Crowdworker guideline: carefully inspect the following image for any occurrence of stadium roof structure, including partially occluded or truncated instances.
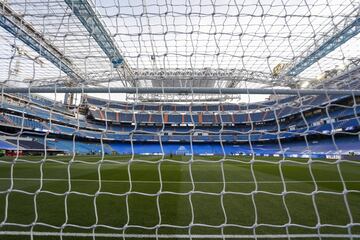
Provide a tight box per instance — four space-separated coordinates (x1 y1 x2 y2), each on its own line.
0 0 360 101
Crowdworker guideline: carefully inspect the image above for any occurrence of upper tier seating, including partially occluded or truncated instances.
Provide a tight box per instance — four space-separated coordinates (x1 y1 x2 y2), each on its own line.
85 95 350 113
11 93 72 115
85 95 302 112
88 105 360 126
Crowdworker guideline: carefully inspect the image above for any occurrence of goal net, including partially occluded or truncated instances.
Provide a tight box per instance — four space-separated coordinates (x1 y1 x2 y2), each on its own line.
0 0 360 239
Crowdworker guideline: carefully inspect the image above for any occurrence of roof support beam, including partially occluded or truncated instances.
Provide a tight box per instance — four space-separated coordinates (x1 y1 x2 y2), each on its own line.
133 68 279 86
65 0 135 86
285 13 360 77
22 68 303 88
65 0 123 67
64 0 123 68
1 87 359 95
0 1 84 83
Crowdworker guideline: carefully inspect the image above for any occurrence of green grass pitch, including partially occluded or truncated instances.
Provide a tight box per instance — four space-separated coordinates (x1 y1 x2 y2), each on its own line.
0 154 359 239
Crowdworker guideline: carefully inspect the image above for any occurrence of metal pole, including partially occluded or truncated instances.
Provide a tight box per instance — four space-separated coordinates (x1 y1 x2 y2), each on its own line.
1 87 360 95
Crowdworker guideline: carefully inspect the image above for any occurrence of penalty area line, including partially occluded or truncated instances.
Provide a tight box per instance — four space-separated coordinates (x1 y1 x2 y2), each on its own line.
0 177 359 184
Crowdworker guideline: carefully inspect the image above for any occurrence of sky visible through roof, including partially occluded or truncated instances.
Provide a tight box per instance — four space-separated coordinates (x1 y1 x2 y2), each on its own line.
0 0 359 103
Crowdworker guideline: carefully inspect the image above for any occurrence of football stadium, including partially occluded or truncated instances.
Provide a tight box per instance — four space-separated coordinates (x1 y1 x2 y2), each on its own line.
0 0 360 239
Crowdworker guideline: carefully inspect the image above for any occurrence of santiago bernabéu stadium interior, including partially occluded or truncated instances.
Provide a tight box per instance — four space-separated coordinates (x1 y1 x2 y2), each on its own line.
0 0 360 239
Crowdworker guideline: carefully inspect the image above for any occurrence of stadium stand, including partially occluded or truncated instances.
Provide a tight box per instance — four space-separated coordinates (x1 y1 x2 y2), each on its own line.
6 139 45 150
0 93 359 157
0 1 359 238
0 140 17 151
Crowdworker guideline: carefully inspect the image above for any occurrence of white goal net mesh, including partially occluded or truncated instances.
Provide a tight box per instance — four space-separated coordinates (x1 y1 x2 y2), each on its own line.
0 0 359 239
